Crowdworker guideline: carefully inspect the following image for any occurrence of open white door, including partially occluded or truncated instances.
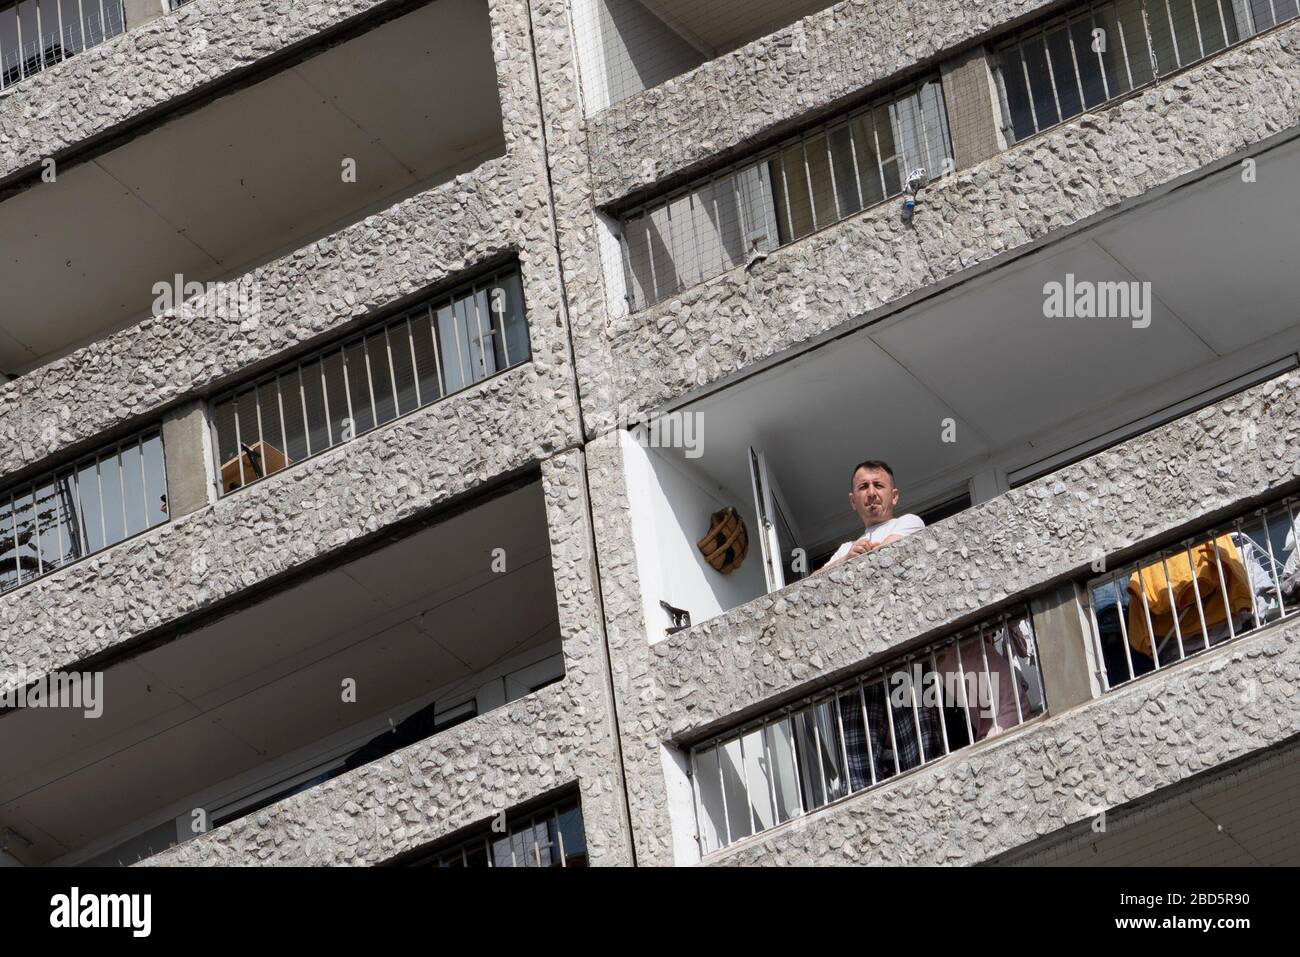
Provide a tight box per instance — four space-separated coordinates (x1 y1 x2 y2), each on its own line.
748 447 804 593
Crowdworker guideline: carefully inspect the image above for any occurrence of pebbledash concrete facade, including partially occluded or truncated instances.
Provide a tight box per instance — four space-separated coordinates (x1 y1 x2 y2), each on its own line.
0 0 1296 867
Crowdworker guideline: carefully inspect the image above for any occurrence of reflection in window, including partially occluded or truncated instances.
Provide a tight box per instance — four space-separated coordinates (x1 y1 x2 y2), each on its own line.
0 429 167 597
211 265 530 495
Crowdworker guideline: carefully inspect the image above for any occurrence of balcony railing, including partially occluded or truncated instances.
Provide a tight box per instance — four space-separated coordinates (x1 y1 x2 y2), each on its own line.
618 76 952 312
0 427 167 598
690 608 1046 854
1086 493 1300 690
408 792 588 867
210 265 530 496
993 0 1300 143
0 0 125 93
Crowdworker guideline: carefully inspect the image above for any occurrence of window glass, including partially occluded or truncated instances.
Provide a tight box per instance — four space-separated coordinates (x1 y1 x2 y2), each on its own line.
300 358 331 455
76 459 104 554
694 745 725 852
719 736 753 841
556 803 587 866
386 322 419 416
343 341 375 436
99 452 126 546
1071 15 1109 108
764 717 802 824
740 726 775 832
409 308 443 404
141 432 168 528
803 133 837 229
1046 24 1084 121
119 440 148 537
852 111 888 205
279 371 310 465
366 331 398 427
827 124 862 217
0 496 18 592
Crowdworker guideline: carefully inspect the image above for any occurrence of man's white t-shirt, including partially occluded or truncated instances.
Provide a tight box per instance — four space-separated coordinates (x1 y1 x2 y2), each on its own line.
828 513 925 564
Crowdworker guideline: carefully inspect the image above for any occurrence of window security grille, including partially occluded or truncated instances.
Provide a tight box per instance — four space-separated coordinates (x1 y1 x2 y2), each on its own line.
690 608 1046 854
619 78 952 312
0 0 126 92
994 0 1300 143
0 429 168 597
420 794 588 867
1087 494 1300 690
210 266 529 496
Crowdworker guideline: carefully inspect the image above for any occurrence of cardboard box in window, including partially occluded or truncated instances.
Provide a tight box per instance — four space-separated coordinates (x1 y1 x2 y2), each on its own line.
220 441 289 493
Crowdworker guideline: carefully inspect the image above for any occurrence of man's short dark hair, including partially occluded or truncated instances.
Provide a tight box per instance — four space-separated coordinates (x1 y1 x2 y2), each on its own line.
850 460 896 487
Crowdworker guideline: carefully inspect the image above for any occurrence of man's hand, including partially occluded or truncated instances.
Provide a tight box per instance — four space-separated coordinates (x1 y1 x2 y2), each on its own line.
846 539 878 559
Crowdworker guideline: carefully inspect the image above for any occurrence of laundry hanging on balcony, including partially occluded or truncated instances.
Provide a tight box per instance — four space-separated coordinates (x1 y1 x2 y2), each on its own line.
1125 535 1255 658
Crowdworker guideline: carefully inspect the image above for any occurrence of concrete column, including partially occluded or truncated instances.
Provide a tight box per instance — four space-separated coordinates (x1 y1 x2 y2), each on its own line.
161 400 216 520
1030 582 1102 714
940 45 1007 171
123 0 169 31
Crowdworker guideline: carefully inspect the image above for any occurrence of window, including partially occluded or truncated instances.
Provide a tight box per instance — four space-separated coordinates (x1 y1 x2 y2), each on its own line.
0 0 126 91
691 608 1045 853
994 0 1300 143
0 429 167 597
211 265 530 496
407 793 588 868
1086 493 1300 690
619 78 952 311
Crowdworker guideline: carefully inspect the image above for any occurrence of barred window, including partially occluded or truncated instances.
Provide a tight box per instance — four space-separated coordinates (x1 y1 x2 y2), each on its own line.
995 0 1300 143
211 265 529 496
409 793 588 868
691 608 1046 854
1087 495 1300 690
0 429 168 596
619 78 952 312
0 0 126 91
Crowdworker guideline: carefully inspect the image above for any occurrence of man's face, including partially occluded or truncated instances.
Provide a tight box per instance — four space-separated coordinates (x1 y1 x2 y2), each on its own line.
849 467 899 527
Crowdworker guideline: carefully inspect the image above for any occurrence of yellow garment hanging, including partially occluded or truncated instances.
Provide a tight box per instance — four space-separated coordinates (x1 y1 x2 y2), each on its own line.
1126 535 1255 658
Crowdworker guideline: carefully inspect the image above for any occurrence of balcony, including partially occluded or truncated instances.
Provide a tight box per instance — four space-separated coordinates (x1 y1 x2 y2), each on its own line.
0 475 565 866
601 362 1300 862
0 0 505 380
570 0 837 114
618 135 1300 638
209 263 530 497
395 788 589 866
690 607 1047 853
0 0 124 93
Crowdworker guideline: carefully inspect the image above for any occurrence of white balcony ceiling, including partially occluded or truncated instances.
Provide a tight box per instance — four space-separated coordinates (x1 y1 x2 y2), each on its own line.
667 133 1300 553
0 0 504 376
637 0 835 55
0 479 558 866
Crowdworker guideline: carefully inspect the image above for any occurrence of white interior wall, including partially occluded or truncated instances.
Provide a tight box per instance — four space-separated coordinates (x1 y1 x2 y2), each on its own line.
572 0 706 115
622 432 766 640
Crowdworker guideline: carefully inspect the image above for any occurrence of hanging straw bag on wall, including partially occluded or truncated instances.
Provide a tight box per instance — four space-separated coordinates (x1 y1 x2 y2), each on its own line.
696 507 748 575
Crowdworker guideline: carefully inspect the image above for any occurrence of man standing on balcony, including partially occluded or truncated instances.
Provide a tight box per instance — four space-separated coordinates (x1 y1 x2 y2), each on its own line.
819 460 925 571
818 460 938 780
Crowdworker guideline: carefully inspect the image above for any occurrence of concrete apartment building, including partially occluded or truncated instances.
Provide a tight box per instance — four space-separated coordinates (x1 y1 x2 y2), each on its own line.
0 0 1297 867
